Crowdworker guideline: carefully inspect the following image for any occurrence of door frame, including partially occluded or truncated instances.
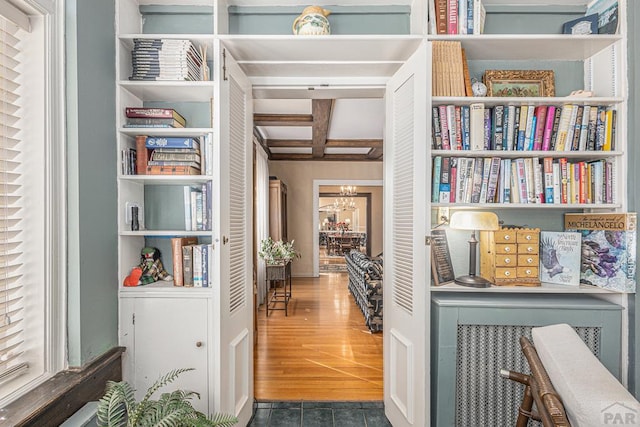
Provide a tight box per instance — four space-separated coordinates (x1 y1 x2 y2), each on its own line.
312 179 383 277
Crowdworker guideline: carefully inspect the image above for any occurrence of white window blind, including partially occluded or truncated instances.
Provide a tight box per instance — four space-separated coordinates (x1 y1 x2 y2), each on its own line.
0 13 27 385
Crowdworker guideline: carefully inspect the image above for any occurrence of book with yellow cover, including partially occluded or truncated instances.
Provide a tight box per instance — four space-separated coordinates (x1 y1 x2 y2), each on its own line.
564 212 636 292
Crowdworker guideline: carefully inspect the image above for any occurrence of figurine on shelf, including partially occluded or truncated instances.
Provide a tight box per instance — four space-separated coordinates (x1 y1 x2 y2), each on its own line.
123 247 173 287
292 6 331 35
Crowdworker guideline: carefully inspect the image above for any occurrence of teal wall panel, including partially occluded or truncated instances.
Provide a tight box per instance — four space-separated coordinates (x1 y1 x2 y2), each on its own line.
66 0 118 367
228 6 410 35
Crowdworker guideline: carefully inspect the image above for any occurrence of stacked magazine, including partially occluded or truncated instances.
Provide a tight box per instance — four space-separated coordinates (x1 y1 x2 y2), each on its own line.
130 38 205 81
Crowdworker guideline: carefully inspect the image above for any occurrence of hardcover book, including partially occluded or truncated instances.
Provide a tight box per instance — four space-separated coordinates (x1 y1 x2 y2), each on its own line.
539 231 582 286
145 136 200 149
125 107 186 126
564 212 636 292
171 237 198 286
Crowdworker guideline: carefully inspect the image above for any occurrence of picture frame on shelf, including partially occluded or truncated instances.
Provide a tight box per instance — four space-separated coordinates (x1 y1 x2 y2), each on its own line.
483 70 555 97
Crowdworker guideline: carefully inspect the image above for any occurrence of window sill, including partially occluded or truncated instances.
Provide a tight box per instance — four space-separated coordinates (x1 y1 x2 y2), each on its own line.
2 347 125 427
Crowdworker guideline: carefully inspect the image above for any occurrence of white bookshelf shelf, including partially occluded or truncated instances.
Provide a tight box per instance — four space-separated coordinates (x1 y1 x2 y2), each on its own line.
431 282 624 294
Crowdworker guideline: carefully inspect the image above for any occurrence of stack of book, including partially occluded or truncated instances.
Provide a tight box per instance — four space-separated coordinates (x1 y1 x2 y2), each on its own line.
130 38 205 81
429 0 486 35
144 136 202 175
171 237 213 287
125 107 186 128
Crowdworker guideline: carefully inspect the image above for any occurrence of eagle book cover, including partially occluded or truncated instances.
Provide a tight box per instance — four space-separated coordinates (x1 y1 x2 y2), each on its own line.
564 213 636 292
540 231 582 286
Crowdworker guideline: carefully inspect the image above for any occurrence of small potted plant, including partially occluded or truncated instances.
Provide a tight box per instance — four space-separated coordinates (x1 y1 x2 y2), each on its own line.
258 237 300 266
96 368 237 427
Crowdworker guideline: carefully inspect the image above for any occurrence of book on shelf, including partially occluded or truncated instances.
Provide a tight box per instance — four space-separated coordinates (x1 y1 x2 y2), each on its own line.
121 147 137 175
182 244 195 287
125 107 187 126
124 117 185 128
430 229 455 286
146 165 201 175
539 231 582 286
171 236 198 286
150 150 201 163
586 0 618 34
564 212 636 292
135 135 150 176
146 136 200 150
130 38 204 81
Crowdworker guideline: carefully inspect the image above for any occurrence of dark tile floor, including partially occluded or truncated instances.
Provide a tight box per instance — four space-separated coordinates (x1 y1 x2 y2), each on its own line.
247 401 392 427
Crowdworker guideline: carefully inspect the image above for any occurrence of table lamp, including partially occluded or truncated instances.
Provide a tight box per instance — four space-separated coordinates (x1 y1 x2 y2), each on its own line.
449 211 499 288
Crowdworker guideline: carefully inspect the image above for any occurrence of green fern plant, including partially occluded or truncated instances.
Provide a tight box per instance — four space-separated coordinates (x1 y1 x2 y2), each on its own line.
96 368 238 427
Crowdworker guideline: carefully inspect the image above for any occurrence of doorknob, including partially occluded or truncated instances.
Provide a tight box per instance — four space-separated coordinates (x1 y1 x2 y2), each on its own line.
196 341 203 348
223 236 229 244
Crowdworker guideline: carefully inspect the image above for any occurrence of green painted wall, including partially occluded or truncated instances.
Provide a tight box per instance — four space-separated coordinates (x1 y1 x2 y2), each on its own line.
66 0 118 367
628 1 639 397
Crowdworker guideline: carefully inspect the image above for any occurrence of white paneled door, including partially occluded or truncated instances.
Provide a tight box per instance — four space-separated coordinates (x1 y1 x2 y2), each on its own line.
383 42 430 427
216 42 254 426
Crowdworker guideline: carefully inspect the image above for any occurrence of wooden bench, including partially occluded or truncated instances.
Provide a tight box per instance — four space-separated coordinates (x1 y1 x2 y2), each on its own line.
502 324 639 427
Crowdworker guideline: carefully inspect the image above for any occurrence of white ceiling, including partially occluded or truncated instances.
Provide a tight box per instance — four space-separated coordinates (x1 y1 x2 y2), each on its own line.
254 98 384 156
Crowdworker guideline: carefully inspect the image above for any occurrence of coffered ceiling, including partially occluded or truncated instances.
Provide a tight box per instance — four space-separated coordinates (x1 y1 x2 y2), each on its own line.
253 98 384 161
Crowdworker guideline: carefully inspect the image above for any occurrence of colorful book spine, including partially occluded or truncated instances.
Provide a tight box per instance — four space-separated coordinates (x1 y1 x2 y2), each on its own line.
541 105 556 151
432 107 442 149
532 105 547 151
543 157 554 203
449 158 458 202
492 105 504 150
438 105 450 149
432 156 442 203
439 157 451 202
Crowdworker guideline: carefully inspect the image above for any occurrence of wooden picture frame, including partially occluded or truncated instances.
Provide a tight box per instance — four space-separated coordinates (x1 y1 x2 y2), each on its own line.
483 70 555 97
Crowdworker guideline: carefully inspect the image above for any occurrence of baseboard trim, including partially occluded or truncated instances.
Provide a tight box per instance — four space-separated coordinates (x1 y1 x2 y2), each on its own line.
3 346 125 427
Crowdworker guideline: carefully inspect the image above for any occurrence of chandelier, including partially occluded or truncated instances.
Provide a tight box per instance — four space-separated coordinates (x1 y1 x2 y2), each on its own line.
334 197 356 211
340 185 357 197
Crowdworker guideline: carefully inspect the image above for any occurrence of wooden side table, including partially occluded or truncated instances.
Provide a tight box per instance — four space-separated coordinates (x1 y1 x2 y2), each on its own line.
266 262 292 316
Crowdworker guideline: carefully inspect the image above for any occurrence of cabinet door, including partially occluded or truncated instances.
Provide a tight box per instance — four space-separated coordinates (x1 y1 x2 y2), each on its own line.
217 42 254 426
383 41 430 427
133 298 209 414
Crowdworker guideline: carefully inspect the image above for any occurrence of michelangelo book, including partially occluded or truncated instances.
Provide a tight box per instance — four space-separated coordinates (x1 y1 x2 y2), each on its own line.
564 213 636 292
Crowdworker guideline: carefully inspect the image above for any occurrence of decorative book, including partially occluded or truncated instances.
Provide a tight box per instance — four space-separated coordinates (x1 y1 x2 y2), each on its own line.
564 213 636 292
539 231 582 286
430 229 455 286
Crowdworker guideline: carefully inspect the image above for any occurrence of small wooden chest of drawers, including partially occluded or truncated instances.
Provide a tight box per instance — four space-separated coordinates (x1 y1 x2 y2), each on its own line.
480 227 541 286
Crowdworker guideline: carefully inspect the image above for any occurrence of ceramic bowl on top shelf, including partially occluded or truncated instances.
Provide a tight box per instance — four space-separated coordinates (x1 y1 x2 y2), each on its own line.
292 6 331 35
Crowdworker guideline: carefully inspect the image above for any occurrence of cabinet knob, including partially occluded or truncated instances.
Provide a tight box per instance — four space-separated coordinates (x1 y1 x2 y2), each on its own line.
525 269 532 275
505 258 511 264
526 246 533 252
527 257 533 263
196 341 203 348
504 247 511 252
504 271 511 276
504 235 510 240
525 235 532 240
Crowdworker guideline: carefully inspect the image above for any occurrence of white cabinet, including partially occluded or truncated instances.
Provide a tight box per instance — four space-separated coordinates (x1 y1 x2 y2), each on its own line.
120 294 211 414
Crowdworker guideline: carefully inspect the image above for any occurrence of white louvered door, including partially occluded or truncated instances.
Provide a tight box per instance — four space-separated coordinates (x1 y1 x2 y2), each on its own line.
215 42 253 426
383 42 430 427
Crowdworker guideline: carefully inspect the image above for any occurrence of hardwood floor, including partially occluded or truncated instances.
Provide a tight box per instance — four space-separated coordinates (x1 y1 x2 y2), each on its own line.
254 272 383 401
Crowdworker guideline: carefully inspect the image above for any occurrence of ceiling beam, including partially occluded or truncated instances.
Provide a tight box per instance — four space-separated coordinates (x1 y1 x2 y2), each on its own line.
326 139 383 148
312 99 332 158
266 139 313 147
270 153 381 162
253 113 313 127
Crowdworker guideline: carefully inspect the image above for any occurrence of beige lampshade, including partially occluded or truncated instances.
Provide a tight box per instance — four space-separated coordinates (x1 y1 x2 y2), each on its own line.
449 211 499 231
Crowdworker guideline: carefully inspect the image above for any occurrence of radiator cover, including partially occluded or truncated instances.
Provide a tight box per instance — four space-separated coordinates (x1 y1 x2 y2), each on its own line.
455 324 600 427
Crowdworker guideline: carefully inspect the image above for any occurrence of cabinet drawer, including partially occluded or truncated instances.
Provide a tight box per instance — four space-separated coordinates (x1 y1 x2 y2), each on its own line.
494 230 517 243
495 255 516 266
495 243 517 254
517 230 539 244
517 254 538 266
495 267 517 279
518 243 538 254
517 266 539 278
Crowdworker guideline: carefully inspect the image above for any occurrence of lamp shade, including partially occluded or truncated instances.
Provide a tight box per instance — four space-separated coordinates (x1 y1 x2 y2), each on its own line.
449 211 499 231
